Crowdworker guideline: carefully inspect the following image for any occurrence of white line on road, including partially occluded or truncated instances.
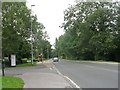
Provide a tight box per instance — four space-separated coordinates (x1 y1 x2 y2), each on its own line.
64 76 80 88
52 66 63 75
52 65 80 88
49 68 52 70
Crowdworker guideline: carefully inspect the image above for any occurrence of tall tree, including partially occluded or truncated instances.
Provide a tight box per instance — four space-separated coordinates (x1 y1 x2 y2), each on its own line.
57 2 120 61
2 2 49 64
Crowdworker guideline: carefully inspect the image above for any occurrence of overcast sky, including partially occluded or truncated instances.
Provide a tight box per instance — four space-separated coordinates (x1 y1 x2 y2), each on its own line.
26 0 75 46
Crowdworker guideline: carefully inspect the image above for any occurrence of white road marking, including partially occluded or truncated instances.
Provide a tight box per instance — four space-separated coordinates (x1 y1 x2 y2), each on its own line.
49 68 52 70
56 70 62 75
52 66 62 75
64 76 80 88
52 65 80 88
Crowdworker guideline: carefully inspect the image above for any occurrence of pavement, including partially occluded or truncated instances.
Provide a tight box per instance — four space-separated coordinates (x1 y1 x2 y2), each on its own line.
16 61 73 88
19 72 71 88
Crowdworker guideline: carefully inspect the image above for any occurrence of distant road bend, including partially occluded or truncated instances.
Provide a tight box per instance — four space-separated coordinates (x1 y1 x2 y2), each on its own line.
53 60 118 89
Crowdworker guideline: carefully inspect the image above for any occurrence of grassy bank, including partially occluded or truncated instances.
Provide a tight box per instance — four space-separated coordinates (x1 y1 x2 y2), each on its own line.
1 76 24 90
78 60 119 63
66 59 119 63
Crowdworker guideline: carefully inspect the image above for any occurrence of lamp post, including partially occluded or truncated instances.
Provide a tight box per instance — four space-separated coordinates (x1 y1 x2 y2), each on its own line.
31 5 35 64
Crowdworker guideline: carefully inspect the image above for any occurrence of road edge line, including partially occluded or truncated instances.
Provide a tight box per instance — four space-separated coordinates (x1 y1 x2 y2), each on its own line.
52 64 81 89
64 76 80 89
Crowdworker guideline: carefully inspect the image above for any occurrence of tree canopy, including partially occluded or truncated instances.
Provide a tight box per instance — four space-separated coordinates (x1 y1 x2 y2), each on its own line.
2 2 51 64
56 1 120 61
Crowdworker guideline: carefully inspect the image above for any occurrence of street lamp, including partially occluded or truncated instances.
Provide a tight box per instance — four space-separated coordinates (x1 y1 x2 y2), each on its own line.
31 5 35 64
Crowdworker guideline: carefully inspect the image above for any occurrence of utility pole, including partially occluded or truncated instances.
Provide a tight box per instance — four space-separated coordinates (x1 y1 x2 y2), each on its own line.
31 5 35 64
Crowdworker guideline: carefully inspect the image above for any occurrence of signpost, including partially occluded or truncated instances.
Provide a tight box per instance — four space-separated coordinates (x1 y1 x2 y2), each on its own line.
11 55 16 67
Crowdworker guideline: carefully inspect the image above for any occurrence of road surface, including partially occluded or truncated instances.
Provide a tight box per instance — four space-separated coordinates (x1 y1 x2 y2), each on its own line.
53 60 118 89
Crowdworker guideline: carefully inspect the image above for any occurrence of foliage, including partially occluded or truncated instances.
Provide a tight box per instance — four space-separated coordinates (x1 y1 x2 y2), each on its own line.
56 2 120 62
2 2 51 65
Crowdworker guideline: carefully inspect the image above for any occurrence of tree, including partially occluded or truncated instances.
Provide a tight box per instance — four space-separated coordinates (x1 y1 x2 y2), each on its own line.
2 2 49 64
2 2 31 62
57 1 120 61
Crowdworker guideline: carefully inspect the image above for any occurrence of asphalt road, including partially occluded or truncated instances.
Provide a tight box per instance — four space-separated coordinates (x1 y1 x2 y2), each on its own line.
53 60 119 89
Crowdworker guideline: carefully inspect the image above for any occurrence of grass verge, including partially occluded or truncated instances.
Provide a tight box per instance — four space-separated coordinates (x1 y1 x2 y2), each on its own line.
79 60 119 63
1 76 24 90
16 62 36 67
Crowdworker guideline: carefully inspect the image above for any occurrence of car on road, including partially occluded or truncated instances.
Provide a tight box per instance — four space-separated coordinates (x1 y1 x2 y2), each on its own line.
52 57 59 62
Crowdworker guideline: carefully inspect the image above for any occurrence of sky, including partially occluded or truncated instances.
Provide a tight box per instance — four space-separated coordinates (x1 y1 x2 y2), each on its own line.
26 0 75 46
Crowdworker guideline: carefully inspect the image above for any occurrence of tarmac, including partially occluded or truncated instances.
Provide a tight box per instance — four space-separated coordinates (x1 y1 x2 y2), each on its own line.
17 60 73 88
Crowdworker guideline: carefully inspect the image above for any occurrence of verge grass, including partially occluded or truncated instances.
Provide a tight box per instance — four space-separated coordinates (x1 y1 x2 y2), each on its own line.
79 60 119 63
16 62 36 67
1 76 24 90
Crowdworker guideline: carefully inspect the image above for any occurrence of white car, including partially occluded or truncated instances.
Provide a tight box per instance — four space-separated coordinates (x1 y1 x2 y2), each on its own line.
53 57 59 62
